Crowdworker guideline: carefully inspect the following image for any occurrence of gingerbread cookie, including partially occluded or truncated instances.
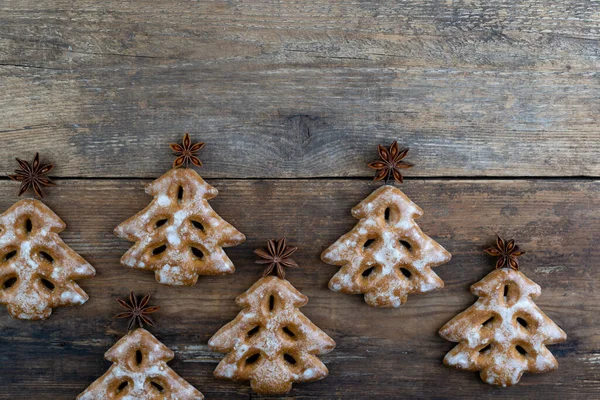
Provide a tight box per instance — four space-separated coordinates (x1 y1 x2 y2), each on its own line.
114 134 245 286
322 185 451 307
439 238 567 386
78 328 203 399
79 292 203 399
0 199 95 319
209 239 336 395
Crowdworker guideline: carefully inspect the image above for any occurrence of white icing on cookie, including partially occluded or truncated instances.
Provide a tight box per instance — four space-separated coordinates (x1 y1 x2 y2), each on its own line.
114 168 245 286
77 328 204 399
209 276 336 395
321 185 451 307
439 268 567 386
0 199 95 320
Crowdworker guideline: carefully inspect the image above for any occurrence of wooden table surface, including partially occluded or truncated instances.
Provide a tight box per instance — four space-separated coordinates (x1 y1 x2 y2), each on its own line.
1 1 598 399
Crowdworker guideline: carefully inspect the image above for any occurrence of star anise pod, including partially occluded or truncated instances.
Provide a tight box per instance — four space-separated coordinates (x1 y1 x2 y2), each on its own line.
254 238 299 279
114 291 160 331
484 236 526 270
170 132 205 169
8 152 55 198
367 141 413 184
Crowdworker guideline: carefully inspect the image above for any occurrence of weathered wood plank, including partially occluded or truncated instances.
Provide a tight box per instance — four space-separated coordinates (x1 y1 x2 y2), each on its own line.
0 179 597 399
1 0 599 178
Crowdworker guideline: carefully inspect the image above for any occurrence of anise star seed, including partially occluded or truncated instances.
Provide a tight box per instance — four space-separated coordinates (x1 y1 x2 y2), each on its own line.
8 152 55 198
484 236 526 271
114 291 160 331
367 141 413 184
254 238 299 279
170 132 205 169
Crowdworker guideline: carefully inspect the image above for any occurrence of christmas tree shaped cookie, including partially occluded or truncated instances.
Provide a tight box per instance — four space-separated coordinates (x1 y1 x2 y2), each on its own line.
209 239 336 395
439 237 567 387
321 142 451 307
0 153 95 319
78 292 203 399
114 133 245 285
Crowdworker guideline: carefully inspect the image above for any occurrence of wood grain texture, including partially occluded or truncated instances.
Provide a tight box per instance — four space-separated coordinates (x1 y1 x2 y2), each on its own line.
1 0 599 178
1 1 598 398
0 179 597 399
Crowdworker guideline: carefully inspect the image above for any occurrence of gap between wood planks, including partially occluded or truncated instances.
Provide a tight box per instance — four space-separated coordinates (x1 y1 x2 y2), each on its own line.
0 176 597 181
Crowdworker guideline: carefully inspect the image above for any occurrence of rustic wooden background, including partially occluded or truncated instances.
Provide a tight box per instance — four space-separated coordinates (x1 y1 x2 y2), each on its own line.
1 1 599 399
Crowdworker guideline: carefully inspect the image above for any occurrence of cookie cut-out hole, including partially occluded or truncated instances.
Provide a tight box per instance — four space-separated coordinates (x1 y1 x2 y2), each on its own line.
40 278 55 291
39 251 54 263
116 381 128 393
135 350 143 365
3 250 16 262
384 207 391 221
399 240 412 251
2 277 17 289
155 219 168 228
399 268 412 278
177 186 184 202
482 317 494 327
479 344 492 353
191 246 204 259
502 282 519 306
150 381 164 393
247 326 260 337
516 345 527 356
152 244 167 255
283 353 297 365
363 238 376 249
245 353 260 365
282 326 296 338
191 220 205 231
25 218 32 233
517 317 528 328
268 295 275 311
362 266 376 278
